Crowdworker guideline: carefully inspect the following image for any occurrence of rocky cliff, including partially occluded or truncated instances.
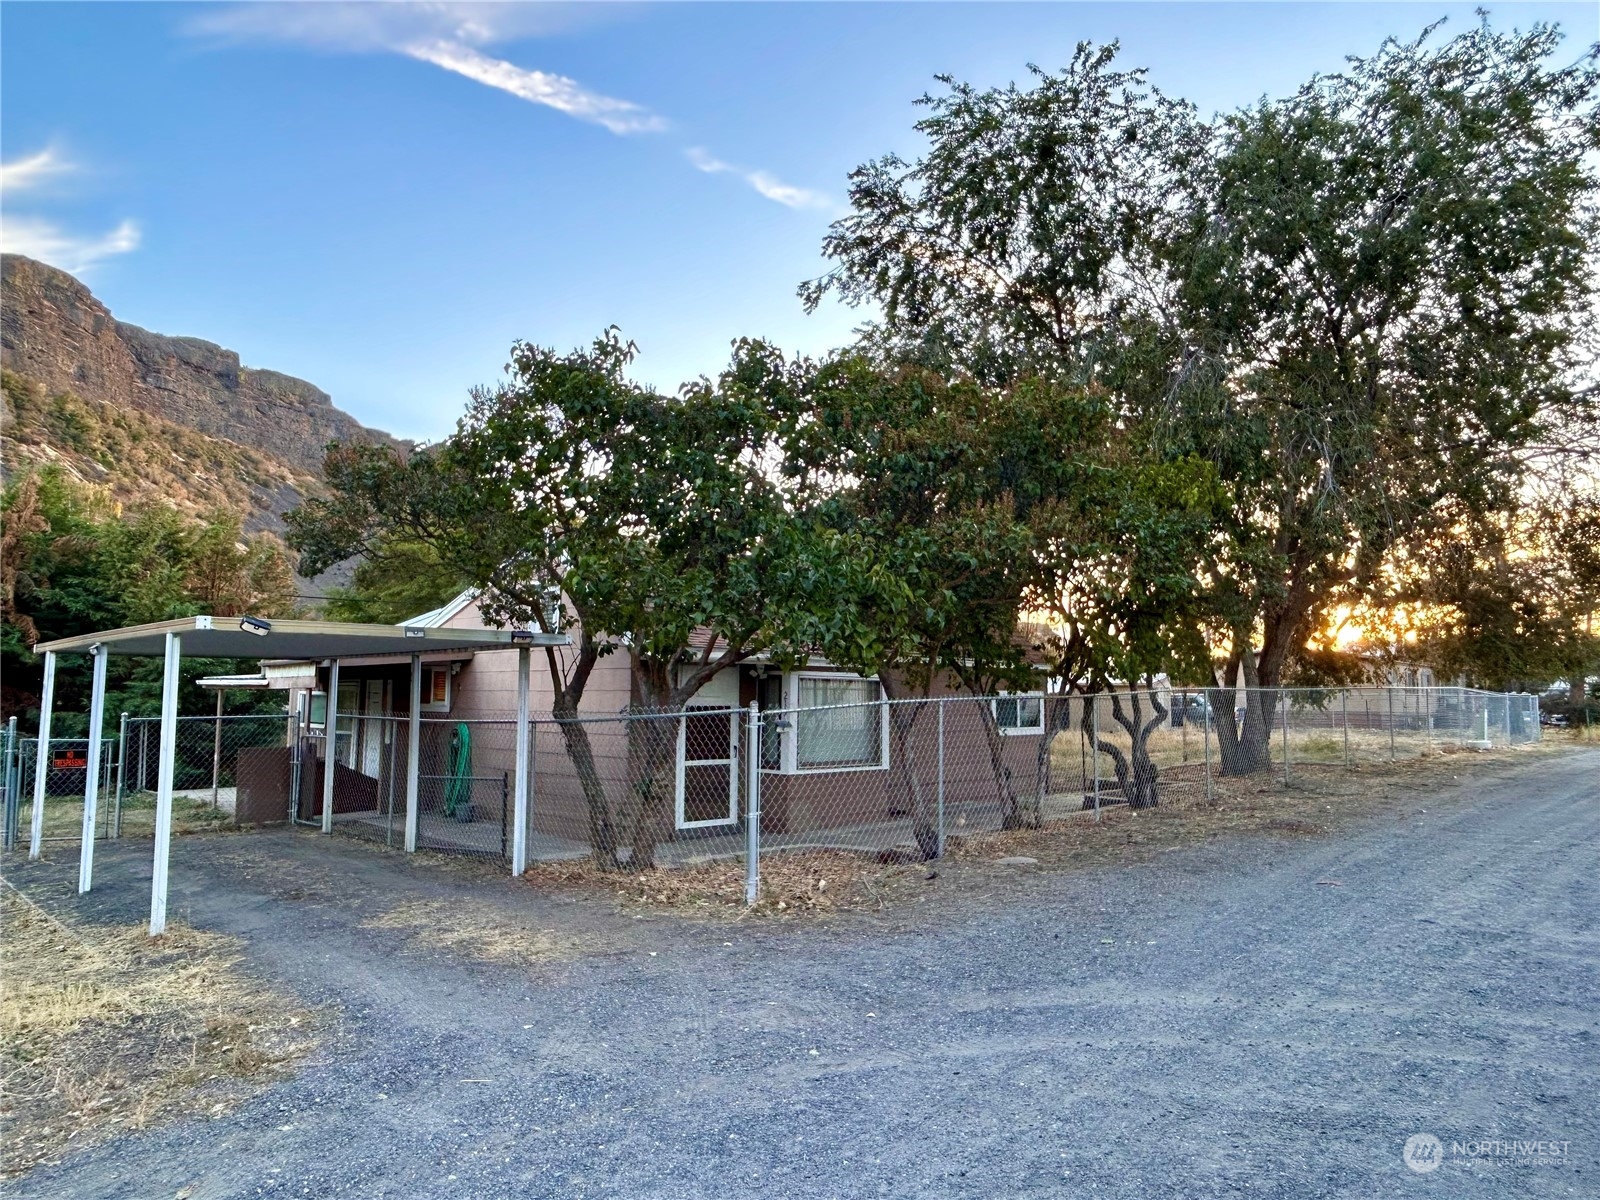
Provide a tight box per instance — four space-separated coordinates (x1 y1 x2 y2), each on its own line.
1 253 401 478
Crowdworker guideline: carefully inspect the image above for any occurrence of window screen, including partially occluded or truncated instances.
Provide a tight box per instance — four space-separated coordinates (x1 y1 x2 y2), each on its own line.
995 693 1044 732
795 677 883 768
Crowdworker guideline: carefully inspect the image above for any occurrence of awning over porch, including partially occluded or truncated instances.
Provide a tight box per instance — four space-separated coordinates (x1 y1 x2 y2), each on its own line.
29 615 564 936
34 615 566 659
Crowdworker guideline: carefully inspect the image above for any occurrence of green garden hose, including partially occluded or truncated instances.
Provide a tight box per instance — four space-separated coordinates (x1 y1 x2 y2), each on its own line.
444 722 472 818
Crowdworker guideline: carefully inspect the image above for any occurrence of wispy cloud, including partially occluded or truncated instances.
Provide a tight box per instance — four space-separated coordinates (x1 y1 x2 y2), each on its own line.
188 3 661 136
687 148 832 211
185 2 577 53
188 4 829 210
0 214 141 276
406 40 665 136
0 147 74 193
1 149 141 275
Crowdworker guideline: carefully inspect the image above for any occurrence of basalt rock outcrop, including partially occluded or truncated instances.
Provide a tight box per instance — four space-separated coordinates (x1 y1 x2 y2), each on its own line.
1 253 401 477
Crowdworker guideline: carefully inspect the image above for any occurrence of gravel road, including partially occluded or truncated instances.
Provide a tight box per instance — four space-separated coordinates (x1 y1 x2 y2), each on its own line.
7 748 1597 1199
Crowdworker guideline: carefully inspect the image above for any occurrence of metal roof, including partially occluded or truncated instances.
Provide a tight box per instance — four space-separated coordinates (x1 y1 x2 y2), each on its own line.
33 615 568 659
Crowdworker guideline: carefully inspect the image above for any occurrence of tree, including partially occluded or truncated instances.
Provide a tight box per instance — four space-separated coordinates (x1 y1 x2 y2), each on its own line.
805 23 1600 776
321 536 471 625
1166 19 1600 770
1 467 299 727
800 41 1198 386
186 513 297 619
288 331 822 870
798 40 1228 805
1371 488 1600 695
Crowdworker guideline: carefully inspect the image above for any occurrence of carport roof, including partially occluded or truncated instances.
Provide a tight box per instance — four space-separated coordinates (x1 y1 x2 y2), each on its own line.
34 615 568 659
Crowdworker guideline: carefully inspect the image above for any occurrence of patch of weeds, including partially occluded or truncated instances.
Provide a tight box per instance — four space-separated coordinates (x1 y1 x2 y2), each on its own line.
0 887 319 1178
360 898 587 965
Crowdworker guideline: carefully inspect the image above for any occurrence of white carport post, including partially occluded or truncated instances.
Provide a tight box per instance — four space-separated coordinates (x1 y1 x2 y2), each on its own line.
404 654 421 853
321 658 340 834
77 644 109 893
511 646 531 876
149 630 181 937
28 650 57 860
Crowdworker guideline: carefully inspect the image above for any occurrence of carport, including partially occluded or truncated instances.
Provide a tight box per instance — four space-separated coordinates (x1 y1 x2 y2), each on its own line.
29 615 567 935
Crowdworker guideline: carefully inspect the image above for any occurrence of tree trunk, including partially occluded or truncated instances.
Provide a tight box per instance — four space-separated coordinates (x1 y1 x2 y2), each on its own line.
883 691 938 860
542 638 623 871
1213 646 1275 775
551 701 621 872
975 700 1026 829
1101 690 1167 809
624 710 680 871
624 660 684 872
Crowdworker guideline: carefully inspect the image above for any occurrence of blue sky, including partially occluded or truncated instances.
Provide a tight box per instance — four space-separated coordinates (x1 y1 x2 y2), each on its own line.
4 2 1596 441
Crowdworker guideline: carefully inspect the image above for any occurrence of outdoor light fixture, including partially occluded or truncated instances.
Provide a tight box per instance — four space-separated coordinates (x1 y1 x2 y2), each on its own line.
404 626 427 638
238 616 272 637
510 629 535 644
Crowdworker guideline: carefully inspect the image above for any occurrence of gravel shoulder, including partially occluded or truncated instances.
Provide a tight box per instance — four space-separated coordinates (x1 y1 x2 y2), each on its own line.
3 745 1596 1199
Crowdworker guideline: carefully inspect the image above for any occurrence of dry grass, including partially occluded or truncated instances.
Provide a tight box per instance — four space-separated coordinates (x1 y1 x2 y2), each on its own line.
20 794 242 845
521 852 915 918
360 898 589 965
0 887 318 1178
515 742 1573 921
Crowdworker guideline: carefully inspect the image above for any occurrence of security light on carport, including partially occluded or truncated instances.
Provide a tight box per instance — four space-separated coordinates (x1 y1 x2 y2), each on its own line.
31 616 567 937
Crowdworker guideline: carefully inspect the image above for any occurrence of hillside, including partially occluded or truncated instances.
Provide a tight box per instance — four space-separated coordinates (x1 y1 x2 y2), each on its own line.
0 253 406 569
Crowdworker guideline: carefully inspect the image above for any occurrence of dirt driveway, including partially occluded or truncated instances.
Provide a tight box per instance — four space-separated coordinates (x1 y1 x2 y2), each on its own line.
4 747 1596 1199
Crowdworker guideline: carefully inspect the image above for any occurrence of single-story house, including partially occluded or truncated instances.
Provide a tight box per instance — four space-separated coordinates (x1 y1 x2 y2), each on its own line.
251 590 1066 859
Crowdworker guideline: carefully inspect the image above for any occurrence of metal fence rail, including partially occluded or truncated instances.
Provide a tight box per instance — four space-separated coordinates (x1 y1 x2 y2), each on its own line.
3 685 1543 901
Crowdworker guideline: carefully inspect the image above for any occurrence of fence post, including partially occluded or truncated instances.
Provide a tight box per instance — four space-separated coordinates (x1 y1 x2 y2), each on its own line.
29 650 58 861
744 702 761 906
79 644 109 894
1203 692 1213 804
1 716 16 851
1340 691 1350 769
321 659 340 834
1181 691 1188 764
1388 686 1397 761
1282 692 1291 786
1092 695 1101 821
511 644 531 876
1425 686 1433 754
936 697 946 859
113 713 128 838
210 690 224 811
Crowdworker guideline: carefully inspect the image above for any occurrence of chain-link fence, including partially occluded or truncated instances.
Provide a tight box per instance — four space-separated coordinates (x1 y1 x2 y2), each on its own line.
2 686 1542 891
729 685 1541 892
0 712 296 849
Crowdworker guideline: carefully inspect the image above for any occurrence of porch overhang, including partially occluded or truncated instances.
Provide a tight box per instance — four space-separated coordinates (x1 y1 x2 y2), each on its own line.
34 615 566 659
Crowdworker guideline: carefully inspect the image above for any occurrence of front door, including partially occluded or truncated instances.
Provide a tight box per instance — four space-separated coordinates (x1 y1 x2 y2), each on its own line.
360 680 386 779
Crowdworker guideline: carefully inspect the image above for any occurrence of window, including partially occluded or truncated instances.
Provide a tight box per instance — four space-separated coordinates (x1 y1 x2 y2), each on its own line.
335 681 359 766
794 675 885 770
993 692 1045 735
420 665 451 713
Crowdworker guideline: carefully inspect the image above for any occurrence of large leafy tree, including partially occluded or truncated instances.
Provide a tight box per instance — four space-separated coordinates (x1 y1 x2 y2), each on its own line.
1 468 297 727
804 22 1600 775
1168 18 1600 769
774 357 1101 851
800 41 1197 385
288 331 823 869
